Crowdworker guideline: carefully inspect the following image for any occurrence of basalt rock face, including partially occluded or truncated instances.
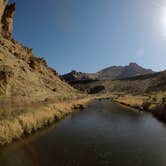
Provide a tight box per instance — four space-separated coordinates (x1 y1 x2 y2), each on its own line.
0 0 15 39
62 70 98 84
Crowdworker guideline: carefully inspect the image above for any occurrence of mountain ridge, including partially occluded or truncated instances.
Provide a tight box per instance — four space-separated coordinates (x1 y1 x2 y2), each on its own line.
62 62 155 83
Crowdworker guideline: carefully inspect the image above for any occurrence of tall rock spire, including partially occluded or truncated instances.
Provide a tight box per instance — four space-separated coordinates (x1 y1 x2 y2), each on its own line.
0 0 8 33
0 0 16 39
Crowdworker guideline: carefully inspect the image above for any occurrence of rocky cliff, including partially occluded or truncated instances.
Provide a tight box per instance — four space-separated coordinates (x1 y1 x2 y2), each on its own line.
0 1 78 105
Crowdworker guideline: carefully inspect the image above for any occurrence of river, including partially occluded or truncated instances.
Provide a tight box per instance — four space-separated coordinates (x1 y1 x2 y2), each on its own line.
0 99 166 166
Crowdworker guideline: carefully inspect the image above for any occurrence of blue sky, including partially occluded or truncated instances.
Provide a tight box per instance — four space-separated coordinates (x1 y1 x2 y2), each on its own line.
9 0 166 74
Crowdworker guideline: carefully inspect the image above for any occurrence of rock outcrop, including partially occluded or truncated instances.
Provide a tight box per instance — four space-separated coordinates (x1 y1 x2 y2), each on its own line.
62 70 98 84
0 0 15 38
0 65 14 95
0 1 78 103
0 0 7 31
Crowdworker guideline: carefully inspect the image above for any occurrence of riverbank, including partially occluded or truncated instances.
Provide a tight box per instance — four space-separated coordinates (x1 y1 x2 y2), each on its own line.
0 94 113 145
1 92 165 146
0 96 94 145
112 92 166 121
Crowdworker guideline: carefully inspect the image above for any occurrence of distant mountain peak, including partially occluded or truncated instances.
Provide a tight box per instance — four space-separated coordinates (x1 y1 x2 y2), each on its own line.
128 62 139 67
98 62 154 80
62 63 155 83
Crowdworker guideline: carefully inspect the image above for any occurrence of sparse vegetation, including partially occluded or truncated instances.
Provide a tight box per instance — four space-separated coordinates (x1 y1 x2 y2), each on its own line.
155 91 166 104
114 94 148 109
112 92 166 121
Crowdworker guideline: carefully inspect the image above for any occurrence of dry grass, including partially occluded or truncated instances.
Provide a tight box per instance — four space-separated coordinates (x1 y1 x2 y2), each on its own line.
0 119 23 144
0 97 93 145
114 95 148 109
112 92 166 121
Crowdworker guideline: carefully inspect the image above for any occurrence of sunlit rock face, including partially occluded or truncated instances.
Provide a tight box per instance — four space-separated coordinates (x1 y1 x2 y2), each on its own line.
0 0 8 32
0 0 16 39
0 0 76 101
2 2 16 38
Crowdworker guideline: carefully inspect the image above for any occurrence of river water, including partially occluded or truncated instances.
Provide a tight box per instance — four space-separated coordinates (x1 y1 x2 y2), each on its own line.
0 100 166 166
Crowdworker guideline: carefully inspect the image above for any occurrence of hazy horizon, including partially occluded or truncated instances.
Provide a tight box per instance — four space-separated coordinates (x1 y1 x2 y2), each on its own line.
10 0 166 74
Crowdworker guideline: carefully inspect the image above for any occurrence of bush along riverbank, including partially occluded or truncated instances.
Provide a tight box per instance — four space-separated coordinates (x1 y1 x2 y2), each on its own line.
113 92 166 121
